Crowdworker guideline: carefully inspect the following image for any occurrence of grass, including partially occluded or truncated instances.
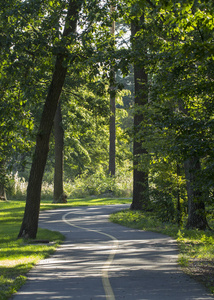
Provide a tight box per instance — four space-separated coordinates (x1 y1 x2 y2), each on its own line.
0 197 131 300
110 209 214 293
40 196 131 210
0 199 65 300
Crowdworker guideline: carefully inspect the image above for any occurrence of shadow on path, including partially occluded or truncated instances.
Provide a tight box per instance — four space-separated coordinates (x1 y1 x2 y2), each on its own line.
11 205 214 300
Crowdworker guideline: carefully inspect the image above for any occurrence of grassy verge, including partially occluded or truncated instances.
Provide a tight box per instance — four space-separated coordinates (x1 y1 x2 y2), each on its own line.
0 197 131 299
110 209 214 294
40 196 131 210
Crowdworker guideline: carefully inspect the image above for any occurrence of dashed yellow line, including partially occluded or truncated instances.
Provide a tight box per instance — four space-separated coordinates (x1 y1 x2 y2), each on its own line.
62 211 118 300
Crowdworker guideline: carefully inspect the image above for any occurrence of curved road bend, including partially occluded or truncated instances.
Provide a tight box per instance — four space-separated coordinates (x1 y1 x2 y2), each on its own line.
11 205 213 300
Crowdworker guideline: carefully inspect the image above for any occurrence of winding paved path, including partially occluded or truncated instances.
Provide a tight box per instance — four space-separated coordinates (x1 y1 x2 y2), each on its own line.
11 205 213 300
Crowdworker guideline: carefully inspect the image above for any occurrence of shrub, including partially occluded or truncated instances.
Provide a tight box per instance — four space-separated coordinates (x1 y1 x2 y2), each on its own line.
64 166 133 198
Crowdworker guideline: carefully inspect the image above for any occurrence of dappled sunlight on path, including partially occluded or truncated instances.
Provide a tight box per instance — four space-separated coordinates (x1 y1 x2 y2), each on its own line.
11 205 213 300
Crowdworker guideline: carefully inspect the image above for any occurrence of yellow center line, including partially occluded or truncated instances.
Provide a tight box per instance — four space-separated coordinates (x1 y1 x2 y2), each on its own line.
62 211 118 300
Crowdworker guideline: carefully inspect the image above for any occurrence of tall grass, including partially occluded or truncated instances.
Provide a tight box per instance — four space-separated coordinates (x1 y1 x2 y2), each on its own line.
8 168 133 200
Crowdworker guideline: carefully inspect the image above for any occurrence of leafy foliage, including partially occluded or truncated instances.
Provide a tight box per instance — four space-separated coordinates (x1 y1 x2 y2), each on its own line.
1 0 214 227
120 0 214 226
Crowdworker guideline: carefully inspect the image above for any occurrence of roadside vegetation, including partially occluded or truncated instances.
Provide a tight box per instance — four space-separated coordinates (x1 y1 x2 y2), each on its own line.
0 200 64 300
7 167 133 200
110 209 214 294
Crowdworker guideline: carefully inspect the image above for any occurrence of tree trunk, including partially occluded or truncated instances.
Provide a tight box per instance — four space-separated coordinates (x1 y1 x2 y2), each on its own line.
18 0 81 239
176 163 181 225
130 16 150 211
0 184 7 201
53 103 65 203
0 161 7 201
108 7 116 176
184 157 209 230
109 75 116 176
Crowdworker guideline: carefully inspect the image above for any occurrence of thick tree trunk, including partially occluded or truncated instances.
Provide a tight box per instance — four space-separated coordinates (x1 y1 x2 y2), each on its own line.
53 103 65 203
130 16 150 211
18 0 81 239
131 75 149 210
184 157 209 230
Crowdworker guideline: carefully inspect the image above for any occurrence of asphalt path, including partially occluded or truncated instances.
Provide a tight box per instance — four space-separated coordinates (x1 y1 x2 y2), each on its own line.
11 204 213 300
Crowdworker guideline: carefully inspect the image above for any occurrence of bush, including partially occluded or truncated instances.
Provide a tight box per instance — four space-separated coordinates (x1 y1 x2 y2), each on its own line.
64 166 133 198
150 189 175 222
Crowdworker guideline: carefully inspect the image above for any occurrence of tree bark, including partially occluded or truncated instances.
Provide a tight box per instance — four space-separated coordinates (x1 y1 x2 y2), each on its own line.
53 103 65 203
176 163 181 225
130 16 150 211
0 184 7 201
0 161 7 201
108 6 116 176
18 0 81 239
184 157 209 230
109 74 116 176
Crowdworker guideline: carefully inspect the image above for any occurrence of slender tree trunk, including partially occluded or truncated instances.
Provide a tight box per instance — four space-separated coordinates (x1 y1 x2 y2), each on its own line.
0 161 7 201
53 103 65 203
108 6 116 176
109 77 116 176
0 184 7 201
176 163 181 225
130 16 150 211
184 157 209 230
18 0 81 239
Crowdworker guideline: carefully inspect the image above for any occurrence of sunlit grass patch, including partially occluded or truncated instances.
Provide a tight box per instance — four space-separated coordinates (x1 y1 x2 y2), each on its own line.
40 197 131 209
0 229 64 300
0 273 26 300
0 201 65 300
110 209 179 236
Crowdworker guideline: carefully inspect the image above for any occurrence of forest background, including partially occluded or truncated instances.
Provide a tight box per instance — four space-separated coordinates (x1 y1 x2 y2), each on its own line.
0 0 214 235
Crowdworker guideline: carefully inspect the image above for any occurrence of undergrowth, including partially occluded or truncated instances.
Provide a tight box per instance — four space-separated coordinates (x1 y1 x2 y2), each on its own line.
7 168 133 200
